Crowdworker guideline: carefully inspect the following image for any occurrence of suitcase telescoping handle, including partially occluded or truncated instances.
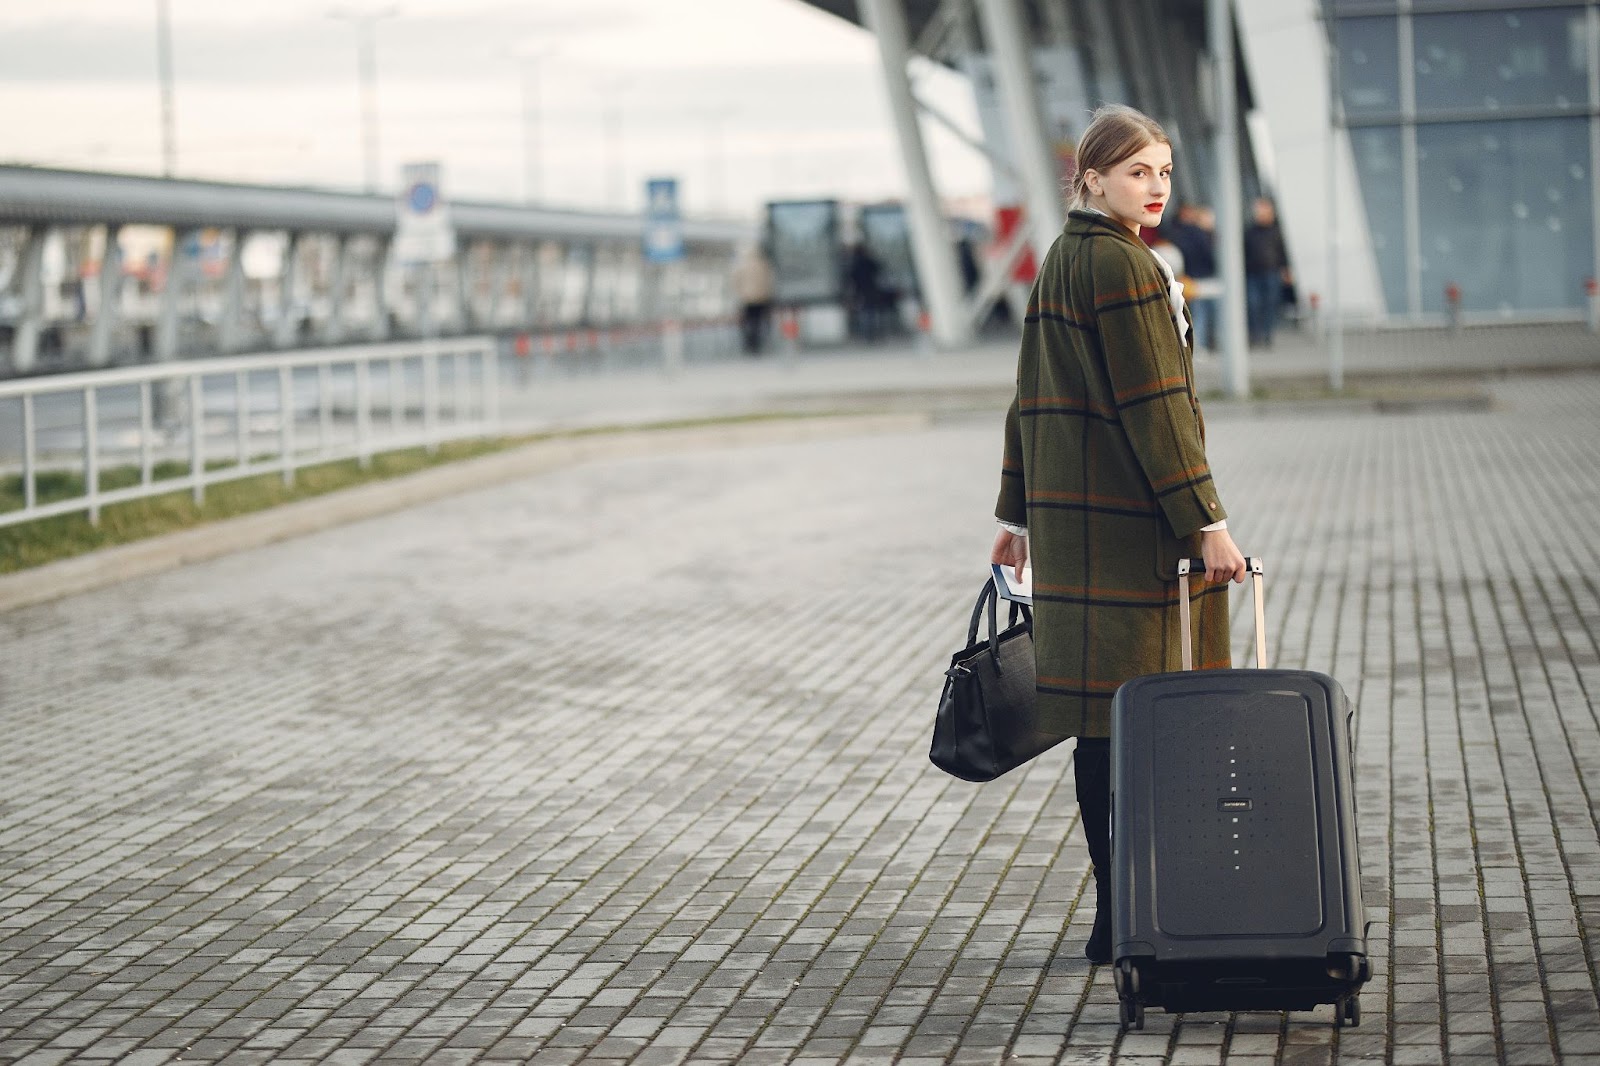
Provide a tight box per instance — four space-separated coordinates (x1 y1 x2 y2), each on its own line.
1176 556 1266 671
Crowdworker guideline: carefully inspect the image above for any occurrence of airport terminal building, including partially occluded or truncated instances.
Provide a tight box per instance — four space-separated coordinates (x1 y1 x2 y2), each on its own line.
805 0 1600 330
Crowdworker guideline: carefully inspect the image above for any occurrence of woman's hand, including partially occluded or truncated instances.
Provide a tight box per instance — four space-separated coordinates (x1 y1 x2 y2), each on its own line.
1201 528 1247 584
991 529 1028 582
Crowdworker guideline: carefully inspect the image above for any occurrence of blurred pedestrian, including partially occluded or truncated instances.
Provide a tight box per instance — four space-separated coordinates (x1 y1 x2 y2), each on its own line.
1168 203 1218 352
990 104 1246 966
732 244 775 356
846 243 889 342
1244 197 1290 348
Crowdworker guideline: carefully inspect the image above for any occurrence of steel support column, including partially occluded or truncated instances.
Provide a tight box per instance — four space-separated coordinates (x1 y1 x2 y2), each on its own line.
490 242 516 328
371 236 392 340
323 233 351 345
522 243 544 327
1076 0 1130 105
975 0 1066 257
1210 0 1249 398
455 242 475 333
157 227 200 362
218 228 249 354
577 243 600 328
89 224 123 367
858 0 972 350
11 226 48 374
273 232 303 349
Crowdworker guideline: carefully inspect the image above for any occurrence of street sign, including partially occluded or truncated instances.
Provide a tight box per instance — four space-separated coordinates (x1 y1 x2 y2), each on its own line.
643 177 684 264
395 161 456 264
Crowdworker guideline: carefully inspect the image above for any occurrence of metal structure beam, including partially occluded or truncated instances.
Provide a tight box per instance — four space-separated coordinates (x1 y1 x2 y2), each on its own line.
324 234 352 345
11 226 48 374
157 227 200 362
218 229 249 354
858 0 972 350
1210 0 1249 398
0 166 749 248
974 0 1066 256
88 225 122 368
273 232 303 350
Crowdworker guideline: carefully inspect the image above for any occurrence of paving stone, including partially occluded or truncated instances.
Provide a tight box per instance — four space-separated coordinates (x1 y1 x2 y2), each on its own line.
3 373 1600 1064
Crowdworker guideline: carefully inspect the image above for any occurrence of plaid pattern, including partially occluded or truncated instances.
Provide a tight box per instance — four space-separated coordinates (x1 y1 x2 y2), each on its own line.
996 211 1231 738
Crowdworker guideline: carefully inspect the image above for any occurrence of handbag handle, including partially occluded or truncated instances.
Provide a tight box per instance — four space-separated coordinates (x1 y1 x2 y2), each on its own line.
968 578 1033 674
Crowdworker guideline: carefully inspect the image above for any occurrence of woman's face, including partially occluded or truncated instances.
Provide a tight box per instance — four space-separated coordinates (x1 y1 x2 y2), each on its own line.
1084 141 1173 234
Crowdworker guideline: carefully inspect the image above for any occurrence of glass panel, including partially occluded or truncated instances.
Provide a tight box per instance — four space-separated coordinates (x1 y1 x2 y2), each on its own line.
1347 126 1409 314
1336 17 1401 117
1416 118 1594 313
1413 9 1590 115
1413 0 1586 9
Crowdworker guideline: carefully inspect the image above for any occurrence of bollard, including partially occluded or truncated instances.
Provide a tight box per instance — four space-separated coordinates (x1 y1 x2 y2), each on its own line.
1444 282 1462 334
661 318 684 377
780 308 800 361
1309 291 1322 338
1587 277 1599 333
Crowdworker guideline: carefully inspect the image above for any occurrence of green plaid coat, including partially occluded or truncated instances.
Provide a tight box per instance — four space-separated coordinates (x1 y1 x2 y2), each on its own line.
996 210 1232 738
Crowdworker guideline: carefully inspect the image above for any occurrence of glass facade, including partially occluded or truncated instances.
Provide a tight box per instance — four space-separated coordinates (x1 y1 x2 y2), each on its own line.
1413 9 1589 115
1332 3 1598 317
1348 126 1410 310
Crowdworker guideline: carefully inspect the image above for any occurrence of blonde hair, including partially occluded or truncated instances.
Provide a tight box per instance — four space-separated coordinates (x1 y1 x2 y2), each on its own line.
1068 105 1171 209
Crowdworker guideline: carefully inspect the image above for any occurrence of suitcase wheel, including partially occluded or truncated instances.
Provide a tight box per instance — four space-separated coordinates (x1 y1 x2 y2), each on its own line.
1114 958 1141 997
1338 993 1361 1028
1119 994 1144 1031
1115 959 1144 1031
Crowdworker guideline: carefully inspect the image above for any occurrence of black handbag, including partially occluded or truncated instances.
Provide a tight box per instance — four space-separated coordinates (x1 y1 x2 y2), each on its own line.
930 577 1067 782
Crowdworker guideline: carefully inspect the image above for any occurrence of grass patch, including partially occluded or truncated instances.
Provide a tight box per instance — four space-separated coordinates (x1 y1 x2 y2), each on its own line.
0 410 846 576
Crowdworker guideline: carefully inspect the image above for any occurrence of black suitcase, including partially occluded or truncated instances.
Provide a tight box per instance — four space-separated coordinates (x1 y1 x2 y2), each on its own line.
1110 558 1370 1030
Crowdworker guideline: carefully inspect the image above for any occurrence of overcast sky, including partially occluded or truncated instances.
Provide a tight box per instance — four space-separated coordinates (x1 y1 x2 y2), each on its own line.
0 0 992 220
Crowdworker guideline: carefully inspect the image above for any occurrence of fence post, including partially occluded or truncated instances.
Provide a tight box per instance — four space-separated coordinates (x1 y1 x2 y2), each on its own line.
21 394 37 513
482 339 500 434
139 381 154 488
318 363 333 457
279 364 295 487
189 374 206 506
235 370 249 469
423 344 440 455
84 387 100 526
356 357 372 469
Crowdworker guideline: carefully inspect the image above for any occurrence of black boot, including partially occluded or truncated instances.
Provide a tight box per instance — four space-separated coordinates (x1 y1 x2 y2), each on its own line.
1074 738 1113 965
1085 874 1111 964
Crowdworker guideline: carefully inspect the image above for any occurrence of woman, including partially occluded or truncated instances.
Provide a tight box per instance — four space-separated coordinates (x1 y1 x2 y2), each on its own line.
989 105 1247 964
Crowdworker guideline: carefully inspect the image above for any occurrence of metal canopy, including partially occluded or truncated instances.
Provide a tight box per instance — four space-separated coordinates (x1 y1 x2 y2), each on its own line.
0 165 749 246
800 0 946 39
797 0 1211 56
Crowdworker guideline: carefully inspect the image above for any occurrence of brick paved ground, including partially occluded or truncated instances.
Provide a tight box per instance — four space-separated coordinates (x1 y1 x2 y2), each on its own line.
2 370 1599 1065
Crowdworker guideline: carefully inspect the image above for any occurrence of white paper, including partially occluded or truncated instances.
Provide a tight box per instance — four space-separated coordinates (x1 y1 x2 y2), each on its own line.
991 563 1033 605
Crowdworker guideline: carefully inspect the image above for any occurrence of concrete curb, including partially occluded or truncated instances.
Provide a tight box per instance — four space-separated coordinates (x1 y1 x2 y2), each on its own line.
0 411 931 614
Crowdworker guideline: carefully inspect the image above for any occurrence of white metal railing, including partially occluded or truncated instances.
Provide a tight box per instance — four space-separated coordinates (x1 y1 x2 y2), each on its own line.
0 337 500 530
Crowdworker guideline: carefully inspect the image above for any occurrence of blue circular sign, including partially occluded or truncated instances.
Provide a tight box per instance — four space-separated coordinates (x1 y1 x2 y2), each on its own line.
407 182 438 213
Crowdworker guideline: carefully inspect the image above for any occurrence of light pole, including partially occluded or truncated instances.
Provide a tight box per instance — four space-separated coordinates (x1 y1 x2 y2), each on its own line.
156 0 176 176
329 5 399 194
694 107 734 215
599 78 630 209
510 46 558 205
